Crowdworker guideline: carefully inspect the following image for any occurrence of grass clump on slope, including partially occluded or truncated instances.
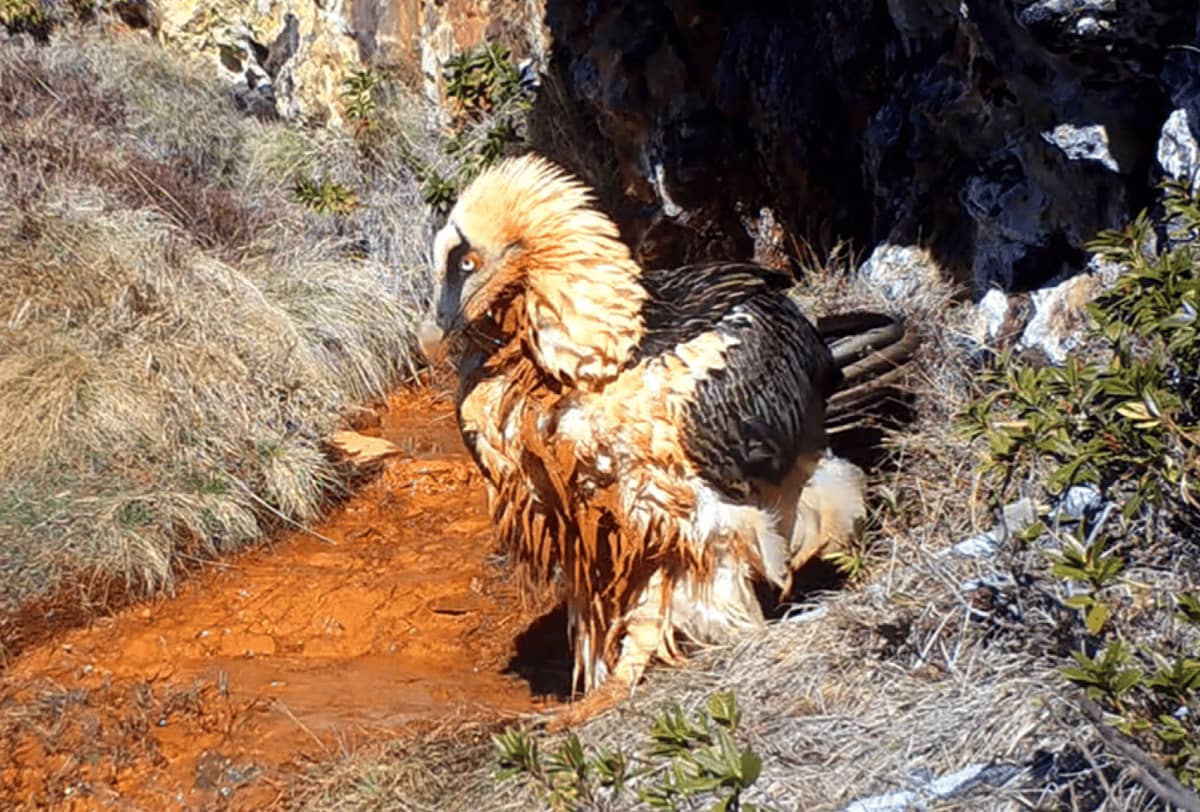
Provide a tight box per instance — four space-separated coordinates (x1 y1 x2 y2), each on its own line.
0 28 435 659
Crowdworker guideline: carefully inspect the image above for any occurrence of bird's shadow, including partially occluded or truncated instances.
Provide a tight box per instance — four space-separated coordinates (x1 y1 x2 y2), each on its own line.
767 558 848 614
504 602 575 700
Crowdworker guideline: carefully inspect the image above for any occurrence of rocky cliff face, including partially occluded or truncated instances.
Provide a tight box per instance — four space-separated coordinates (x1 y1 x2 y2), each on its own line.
97 0 1199 313
534 0 1200 298
138 0 542 125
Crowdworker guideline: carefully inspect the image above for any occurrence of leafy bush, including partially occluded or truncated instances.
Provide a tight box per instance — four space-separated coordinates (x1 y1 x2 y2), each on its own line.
494 692 773 811
961 180 1200 788
400 41 532 214
443 42 522 120
341 67 382 131
1 0 52 38
961 196 1198 517
293 174 358 214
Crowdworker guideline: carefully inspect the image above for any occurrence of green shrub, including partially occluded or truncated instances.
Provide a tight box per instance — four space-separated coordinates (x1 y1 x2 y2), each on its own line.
341 68 382 123
395 40 532 214
494 692 774 811
961 180 1200 788
293 174 358 215
443 41 522 120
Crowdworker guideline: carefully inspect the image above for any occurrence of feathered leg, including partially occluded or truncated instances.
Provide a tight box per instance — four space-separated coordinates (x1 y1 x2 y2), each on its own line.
612 571 675 684
549 573 672 731
787 455 866 572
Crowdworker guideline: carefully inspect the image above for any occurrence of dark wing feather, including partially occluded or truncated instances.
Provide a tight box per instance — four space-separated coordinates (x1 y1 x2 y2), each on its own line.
635 262 836 500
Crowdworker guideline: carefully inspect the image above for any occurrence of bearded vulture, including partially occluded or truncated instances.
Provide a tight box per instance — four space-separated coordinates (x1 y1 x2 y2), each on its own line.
417 154 911 724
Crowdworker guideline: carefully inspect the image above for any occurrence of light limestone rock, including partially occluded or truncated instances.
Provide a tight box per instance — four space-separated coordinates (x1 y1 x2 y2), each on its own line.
148 0 547 125
1017 273 1098 364
858 243 943 305
152 0 364 124
1158 108 1200 186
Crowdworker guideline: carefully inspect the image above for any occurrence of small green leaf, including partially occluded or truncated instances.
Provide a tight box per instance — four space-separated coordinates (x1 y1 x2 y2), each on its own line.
1178 594 1200 627
740 749 763 785
706 691 741 731
1086 602 1110 635
1065 594 1095 610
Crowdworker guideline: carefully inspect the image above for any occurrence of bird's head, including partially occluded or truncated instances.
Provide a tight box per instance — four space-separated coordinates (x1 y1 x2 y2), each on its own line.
415 214 514 366
418 154 647 388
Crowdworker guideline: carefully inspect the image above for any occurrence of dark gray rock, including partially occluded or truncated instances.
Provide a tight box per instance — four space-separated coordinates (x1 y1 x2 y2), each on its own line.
264 14 299 80
532 0 1200 297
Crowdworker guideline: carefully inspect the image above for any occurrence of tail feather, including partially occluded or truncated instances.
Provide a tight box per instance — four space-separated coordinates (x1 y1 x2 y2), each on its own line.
818 312 903 361
818 311 920 433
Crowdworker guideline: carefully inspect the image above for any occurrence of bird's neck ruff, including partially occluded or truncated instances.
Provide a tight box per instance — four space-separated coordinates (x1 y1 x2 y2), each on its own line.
454 156 648 390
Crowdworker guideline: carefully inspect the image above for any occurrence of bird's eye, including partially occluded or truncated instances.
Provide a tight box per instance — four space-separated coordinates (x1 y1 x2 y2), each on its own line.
459 255 477 274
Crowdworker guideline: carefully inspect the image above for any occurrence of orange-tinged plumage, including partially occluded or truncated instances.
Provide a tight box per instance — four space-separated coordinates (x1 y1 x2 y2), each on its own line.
418 154 867 715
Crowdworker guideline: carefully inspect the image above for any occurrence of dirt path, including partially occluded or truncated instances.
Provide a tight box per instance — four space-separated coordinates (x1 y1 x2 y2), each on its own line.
0 387 564 810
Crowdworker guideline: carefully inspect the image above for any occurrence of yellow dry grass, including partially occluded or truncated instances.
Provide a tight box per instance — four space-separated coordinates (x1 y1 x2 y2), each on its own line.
0 29 436 659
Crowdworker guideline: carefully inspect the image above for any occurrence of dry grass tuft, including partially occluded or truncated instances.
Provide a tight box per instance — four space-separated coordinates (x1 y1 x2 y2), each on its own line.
290 717 537 812
0 29 437 660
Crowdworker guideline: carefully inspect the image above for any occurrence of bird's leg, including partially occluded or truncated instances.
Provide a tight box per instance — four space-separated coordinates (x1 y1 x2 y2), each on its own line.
788 455 866 571
611 592 669 686
547 575 670 732
545 676 631 732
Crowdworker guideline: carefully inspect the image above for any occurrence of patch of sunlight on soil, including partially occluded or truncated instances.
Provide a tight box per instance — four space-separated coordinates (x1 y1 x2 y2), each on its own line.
0 386 565 809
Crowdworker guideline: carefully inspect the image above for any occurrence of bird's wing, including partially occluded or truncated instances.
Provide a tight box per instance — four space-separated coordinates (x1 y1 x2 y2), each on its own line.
634 262 837 500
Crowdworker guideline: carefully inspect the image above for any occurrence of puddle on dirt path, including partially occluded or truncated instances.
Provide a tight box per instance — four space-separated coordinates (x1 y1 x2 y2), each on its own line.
0 387 566 810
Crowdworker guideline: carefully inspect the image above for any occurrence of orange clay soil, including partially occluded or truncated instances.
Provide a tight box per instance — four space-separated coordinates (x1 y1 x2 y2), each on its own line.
0 386 570 810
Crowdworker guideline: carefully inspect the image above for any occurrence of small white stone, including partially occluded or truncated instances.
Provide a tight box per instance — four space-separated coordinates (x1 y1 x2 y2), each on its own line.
1157 108 1200 185
1040 123 1121 173
975 287 1010 345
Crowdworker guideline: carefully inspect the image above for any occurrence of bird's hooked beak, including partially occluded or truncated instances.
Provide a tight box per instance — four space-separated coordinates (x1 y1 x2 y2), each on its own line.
417 275 463 367
420 220 473 366
416 317 447 366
